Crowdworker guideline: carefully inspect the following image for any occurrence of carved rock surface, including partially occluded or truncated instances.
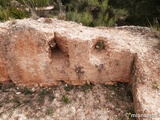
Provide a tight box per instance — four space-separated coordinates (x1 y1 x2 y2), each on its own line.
0 18 160 119
0 19 136 85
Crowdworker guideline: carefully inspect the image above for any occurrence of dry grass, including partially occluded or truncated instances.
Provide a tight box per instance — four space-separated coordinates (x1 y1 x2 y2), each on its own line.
0 82 134 119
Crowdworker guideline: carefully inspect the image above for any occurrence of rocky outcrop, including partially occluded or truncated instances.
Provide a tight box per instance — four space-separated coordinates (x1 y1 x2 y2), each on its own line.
0 18 160 119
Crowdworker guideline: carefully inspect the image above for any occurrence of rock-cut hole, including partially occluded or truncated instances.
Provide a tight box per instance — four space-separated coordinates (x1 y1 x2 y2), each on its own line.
48 38 68 61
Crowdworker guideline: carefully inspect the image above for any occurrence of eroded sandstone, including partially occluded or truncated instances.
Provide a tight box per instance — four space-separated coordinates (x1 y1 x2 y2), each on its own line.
0 20 136 86
0 18 160 119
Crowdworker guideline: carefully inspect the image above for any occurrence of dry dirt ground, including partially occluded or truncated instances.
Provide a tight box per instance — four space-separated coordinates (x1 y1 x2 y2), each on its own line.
0 82 134 120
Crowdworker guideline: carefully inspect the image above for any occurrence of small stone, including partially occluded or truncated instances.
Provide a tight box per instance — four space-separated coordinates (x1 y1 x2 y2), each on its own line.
54 93 60 98
16 92 21 95
77 92 83 98
70 106 76 115
31 88 35 92
111 92 115 95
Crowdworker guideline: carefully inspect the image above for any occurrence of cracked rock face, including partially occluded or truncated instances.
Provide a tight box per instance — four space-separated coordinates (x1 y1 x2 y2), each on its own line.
0 18 160 119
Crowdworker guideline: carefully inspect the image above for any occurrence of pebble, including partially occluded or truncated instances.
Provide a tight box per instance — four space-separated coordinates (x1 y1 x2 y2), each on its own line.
31 88 36 92
70 106 76 115
54 93 60 98
54 99 61 107
16 92 21 95
77 92 83 98
111 92 115 95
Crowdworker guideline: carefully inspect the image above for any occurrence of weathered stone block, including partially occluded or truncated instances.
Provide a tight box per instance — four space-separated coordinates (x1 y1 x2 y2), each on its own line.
0 23 135 86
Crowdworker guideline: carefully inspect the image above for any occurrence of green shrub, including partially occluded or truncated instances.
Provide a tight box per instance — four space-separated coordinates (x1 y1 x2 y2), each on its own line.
66 0 128 27
0 8 9 21
67 9 93 26
17 0 50 8
0 0 51 21
0 7 27 21
109 0 160 26
61 95 70 104
9 7 28 19
0 0 10 7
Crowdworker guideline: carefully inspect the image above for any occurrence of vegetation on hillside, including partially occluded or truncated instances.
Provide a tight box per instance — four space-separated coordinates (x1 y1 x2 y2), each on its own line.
109 0 160 26
65 0 128 26
0 0 159 28
0 0 28 21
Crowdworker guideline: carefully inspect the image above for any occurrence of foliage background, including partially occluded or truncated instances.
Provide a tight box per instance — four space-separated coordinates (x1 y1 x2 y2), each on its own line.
0 0 159 28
